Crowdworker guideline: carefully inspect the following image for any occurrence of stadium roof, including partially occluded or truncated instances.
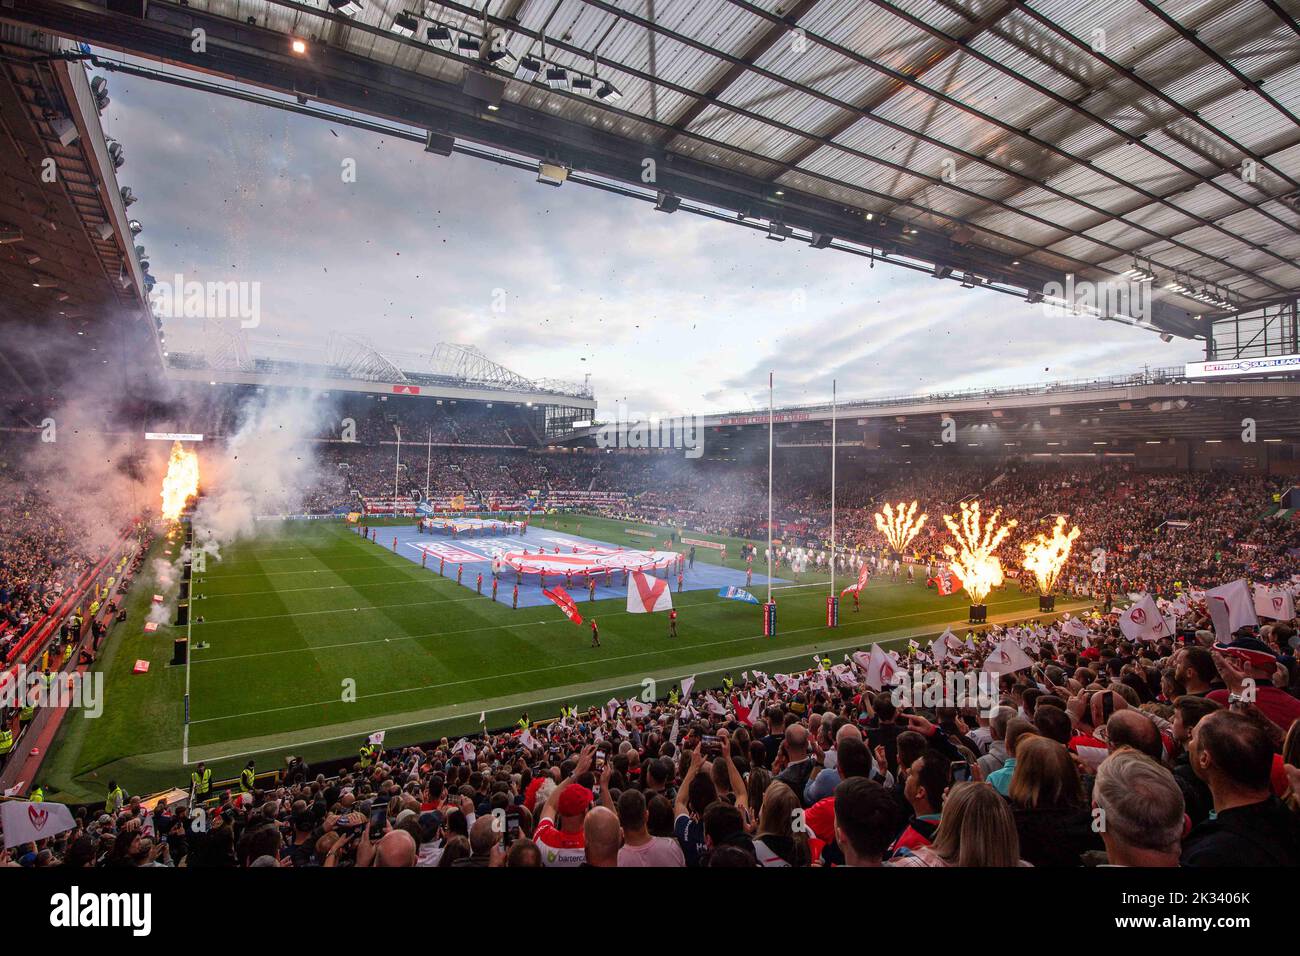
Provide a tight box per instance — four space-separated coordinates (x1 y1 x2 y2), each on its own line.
0 26 154 385
6 0 1300 345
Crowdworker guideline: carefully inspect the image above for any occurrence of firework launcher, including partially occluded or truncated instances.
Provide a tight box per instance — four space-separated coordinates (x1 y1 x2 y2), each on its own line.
969 604 988 624
1039 595 1056 613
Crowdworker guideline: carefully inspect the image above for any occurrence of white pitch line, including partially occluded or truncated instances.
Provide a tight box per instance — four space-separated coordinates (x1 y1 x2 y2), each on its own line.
188 594 1043 718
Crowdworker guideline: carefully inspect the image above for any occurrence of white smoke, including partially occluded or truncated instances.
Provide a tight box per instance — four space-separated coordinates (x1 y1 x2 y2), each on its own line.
193 390 332 548
148 556 178 623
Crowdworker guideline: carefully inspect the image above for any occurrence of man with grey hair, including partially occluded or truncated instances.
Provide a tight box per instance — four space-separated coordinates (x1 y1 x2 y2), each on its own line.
976 706 1015 778
1093 750 1184 867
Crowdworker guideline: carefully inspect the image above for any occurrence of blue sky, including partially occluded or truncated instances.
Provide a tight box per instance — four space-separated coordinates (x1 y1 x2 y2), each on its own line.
99 63 1203 417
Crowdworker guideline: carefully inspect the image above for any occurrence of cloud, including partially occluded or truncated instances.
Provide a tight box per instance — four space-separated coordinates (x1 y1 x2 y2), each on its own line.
99 63 1202 419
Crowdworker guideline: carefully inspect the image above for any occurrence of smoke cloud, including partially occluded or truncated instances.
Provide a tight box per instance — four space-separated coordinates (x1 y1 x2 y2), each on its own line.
193 390 334 549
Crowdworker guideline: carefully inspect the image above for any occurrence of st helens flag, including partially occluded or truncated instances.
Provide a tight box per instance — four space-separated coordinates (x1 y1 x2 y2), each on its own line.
1118 594 1174 642
852 644 897 691
929 567 961 596
840 563 871 597
3 799 76 849
627 571 672 613
1205 579 1258 640
542 585 583 625
1253 584 1294 621
981 639 1034 674
1061 617 1091 640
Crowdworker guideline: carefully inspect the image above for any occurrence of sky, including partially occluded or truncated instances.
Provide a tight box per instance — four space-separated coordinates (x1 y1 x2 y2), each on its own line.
97 61 1204 418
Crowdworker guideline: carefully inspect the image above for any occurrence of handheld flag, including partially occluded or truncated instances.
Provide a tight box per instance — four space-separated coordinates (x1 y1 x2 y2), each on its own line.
841 563 871 597
542 585 583 625
1205 579 1258 640
1118 594 1174 642
981 639 1034 675
628 571 673 613
2 799 77 849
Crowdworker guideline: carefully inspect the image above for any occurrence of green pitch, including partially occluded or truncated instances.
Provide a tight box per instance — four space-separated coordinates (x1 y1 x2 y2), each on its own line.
42 515 1073 800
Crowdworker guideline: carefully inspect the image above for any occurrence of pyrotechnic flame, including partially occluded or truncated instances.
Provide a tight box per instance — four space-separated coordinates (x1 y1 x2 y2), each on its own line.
160 440 199 521
873 500 928 555
941 500 1017 604
1021 516 1080 596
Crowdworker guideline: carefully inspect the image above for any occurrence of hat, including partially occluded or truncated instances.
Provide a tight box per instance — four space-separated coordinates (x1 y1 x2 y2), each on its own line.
394 808 419 826
1213 636 1276 670
557 784 593 817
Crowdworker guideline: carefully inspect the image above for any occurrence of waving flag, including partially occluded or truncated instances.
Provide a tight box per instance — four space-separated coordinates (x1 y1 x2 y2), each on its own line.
852 644 898 691
717 586 760 605
542 585 583 625
1061 617 1091 640
981 639 1034 675
2 800 77 849
1119 594 1174 642
1205 579 1258 640
841 563 871 597
627 571 673 613
627 698 651 719
1254 584 1295 621
680 675 696 699
929 567 961 596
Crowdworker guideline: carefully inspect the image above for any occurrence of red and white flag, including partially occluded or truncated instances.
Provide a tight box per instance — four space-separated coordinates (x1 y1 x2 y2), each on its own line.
853 644 898 691
1253 584 1295 621
840 563 871 597
627 571 672 613
627 698 651 719
542 585 583 625
1118 594 1174 642
1061 617 1091 640
1205 579 1258 640
2 799 77 849
981 639 1034 675
680 675 696 699
929 567 962 596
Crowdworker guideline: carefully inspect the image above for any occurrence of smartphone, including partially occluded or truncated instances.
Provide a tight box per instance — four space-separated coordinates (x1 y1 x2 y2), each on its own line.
595 749 606 767
368 805 387 841
950 761 971 783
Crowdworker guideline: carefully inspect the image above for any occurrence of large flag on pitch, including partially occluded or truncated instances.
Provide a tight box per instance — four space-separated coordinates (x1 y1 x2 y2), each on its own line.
981 639 1034 675
1205 579 1258 640
627 571 672 613
2 799 77 849
542 585 583 625
1254 584 1295 621
717 586 760 605
841 563 871 597
929 567 961 596
1118 594 1174 642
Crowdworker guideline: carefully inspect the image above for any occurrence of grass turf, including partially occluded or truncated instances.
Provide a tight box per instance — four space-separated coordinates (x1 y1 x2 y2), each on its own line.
42 514 1072 801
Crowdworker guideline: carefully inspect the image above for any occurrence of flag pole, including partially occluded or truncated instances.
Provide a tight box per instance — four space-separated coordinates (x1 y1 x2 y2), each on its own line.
767 370 774 605
830 378 836 597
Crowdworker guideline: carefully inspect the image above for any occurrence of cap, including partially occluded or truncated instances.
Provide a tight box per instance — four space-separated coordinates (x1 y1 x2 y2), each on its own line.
1213 636 1277 670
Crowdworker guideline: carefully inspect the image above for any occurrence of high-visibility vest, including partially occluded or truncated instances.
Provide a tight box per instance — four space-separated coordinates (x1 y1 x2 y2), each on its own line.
192 768 212 795
668 690 680 705
516 717 528 729
105 786 124 813
0 729 13 754
359 745 375 768
723 677 734 692
19 703 34 722
240 768 255 792
30 787 44 802
62 643 73 663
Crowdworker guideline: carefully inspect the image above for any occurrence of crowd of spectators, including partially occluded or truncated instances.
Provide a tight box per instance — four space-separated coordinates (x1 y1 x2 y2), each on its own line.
9 605 1299 869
